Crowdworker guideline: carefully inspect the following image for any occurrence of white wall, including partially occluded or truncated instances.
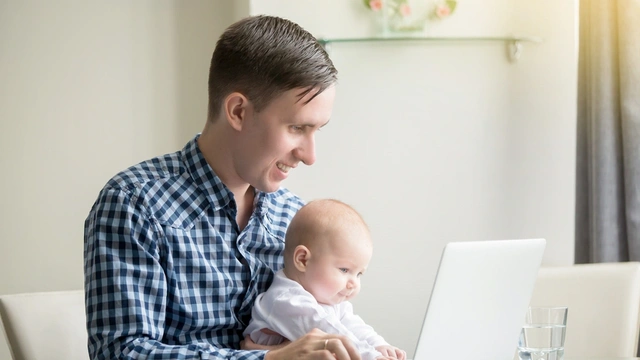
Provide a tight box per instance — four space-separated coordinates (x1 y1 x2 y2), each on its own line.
505 0 578 266
0 1 235 357
252 0 577 357
0 1 577 359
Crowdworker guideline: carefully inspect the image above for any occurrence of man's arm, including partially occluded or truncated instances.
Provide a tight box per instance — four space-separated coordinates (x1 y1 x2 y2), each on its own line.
244 328 362 360
84 187 264 360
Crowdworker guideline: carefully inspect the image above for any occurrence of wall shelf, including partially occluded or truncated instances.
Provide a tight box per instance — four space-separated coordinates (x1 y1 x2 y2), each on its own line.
317 35 543 62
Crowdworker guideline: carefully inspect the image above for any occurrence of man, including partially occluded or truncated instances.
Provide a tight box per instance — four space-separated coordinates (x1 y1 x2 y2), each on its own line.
84 15 359 360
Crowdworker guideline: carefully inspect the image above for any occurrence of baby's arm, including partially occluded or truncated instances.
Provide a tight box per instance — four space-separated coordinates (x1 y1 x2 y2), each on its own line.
339 302 406 360
264 292 383 360
267 292 361 343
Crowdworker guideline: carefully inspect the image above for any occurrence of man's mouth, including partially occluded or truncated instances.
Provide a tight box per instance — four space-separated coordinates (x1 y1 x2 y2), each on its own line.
277 163 292 173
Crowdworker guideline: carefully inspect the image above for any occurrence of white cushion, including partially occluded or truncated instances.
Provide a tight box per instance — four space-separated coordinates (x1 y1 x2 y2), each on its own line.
0 290 87 360
529 262 640 358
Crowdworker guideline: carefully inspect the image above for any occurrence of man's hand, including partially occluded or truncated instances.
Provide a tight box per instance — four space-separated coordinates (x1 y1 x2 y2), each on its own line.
260 328 361 360
375 345 406 360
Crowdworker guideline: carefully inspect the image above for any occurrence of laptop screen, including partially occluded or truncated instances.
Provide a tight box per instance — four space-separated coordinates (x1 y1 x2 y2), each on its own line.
412 239 546 360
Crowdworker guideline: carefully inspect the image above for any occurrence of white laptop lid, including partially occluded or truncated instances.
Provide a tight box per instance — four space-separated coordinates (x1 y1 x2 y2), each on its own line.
413 238 546 360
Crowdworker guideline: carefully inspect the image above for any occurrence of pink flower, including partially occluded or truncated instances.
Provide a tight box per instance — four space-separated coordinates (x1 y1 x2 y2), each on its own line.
369 0 383 11
399 3 412 17
435 4 451 18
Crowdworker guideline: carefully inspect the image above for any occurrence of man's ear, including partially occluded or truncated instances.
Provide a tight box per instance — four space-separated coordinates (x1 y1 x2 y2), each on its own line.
293 245 311 272
223 92 250 131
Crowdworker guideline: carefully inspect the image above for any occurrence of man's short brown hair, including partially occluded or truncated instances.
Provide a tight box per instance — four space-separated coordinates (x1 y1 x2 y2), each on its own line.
207 15 338 120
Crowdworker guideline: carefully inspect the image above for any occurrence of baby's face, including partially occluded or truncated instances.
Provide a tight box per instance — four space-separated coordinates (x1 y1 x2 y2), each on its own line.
301 225 372 305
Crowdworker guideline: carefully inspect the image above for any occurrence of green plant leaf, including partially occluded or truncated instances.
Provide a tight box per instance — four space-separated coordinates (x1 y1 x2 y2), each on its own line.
363 0 371 8
446 0 457 13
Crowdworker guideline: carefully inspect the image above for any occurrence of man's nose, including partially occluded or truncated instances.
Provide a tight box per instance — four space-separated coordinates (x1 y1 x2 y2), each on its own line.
295 135 316 166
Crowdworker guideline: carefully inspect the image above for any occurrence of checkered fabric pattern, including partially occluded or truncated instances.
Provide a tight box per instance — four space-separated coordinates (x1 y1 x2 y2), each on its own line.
84 135 304 360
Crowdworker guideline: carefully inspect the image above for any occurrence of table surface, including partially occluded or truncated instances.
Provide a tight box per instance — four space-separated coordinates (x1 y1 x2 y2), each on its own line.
564 358 639 360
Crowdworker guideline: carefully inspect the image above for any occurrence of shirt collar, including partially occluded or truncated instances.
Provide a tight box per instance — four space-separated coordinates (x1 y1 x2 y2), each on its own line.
181 134 271 218
181 134 233 211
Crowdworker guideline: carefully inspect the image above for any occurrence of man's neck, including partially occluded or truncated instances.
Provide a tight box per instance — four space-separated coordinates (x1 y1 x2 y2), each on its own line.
197 124 255 230
235 185 255 232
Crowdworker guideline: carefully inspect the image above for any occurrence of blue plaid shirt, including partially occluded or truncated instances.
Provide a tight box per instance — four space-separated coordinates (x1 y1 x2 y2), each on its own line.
84 135 304 360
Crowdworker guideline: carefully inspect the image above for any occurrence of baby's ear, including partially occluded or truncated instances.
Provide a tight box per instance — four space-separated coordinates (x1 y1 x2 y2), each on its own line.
293 245 310 272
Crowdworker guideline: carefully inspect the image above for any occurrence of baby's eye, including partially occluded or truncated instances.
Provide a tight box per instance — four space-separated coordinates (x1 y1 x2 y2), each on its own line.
357 272 363 277
339 268 348 273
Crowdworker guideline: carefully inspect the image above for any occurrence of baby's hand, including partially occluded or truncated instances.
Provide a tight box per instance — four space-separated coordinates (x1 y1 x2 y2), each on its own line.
376 345 406 360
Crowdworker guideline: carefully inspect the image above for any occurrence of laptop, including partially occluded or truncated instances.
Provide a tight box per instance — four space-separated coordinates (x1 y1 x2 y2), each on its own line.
412 238 546 360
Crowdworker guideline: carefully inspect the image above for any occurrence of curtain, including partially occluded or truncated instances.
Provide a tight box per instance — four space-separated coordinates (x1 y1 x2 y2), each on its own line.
575 0 640 264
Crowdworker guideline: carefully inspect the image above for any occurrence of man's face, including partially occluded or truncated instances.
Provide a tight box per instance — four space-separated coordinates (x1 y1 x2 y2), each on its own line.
232 86 336 193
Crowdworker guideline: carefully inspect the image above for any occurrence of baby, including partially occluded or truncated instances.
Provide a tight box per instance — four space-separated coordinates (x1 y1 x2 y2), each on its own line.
244 199 405 360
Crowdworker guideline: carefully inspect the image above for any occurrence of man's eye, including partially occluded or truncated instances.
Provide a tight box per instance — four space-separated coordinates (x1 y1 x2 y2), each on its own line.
339 268 348 273
290 125 303 131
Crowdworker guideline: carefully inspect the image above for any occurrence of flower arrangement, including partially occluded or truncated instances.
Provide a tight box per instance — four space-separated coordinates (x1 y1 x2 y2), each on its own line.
431 0 458 20
363 0 458 34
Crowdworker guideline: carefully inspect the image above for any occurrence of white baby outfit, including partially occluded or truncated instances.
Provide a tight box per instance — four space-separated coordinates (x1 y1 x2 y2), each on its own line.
243 270 388 360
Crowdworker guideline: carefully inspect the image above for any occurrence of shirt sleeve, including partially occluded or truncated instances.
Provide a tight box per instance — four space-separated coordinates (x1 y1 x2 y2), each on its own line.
260 290 382 360
84 187 265 360
339 302 388 348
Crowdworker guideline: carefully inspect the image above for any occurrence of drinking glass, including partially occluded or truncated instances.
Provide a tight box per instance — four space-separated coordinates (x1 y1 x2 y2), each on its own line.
517 306 568 360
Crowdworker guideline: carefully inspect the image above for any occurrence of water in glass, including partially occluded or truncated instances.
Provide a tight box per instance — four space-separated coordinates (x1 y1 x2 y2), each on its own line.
517 323 566 360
